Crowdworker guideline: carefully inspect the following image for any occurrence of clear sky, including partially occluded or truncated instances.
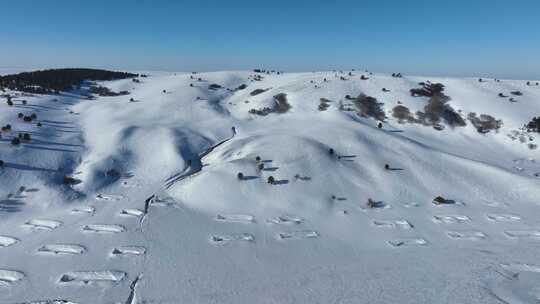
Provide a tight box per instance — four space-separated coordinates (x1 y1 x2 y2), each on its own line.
1 0 539 79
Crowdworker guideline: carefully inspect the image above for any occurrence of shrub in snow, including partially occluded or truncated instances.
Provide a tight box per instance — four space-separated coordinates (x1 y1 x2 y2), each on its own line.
392 105 414 123
384 164 390 170
237 172 244 180
329 148 334 155
526 117 540 132
410 82 445 97
432 196 447 205
258 163 264 171
11 137 20 145
23 116 32 122
18 113 24 119
267 176 275 184
22 100 27 105
236 84 247 90
498 93 507 98
467 112 503 133
6 99 13 106
274 93 291 113
62 175 80 185
255 156 261 162
351 94 386 121
37 122 42 127
30 113 37 119
248 107 273 116
0 160 3 167
382 88 390 92
1 124 11 131
510 91 523 96
319 98 331 111
249 88 267 96
208 83 222 90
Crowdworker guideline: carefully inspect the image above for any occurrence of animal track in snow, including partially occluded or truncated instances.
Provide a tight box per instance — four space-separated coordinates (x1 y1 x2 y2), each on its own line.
267 215 303 225
278 230 319 240
401 202 420 208
82 224 126 234
23 219 63 231
15 300 79 304
210 233 254 244
58 270 126 285
486 213 521 222
0 269 25 286
38 244 86 255
120 208 144 217
373 219 413 229
111 246 146 257
215 214 255 223
120 180 142 188
481 199 509 208
388 238 428 247
500 263 540 273
432 215 470 224
504 230 540 239
151 196 176 207
95 193 125 202
446 230 487 240
71 206 95 215
0 235 19 247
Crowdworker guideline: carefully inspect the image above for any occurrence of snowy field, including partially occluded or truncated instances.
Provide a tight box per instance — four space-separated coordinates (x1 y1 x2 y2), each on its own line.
0 70 539 303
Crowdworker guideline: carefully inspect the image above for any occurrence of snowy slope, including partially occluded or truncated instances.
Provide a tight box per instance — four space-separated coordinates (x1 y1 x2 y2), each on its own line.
0 70 539 303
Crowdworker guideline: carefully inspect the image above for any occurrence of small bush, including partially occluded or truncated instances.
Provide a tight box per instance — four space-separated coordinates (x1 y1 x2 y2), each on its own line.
258 163 264 170
236 84 247 90
1 124 12 131
6 100 13 106
23 116 32 122
37 122 42 127
273 93 291 113
249 88 268 96
255 156 261 162
62 175 80 185
525 117 540 132
392 105 413 122
468 112 503 133
351 94 386 121
410 83 445 97
267 176 275 184
208 83 222 90
30 113 37 119
237 172 244 180
319 98 332 111
0 160 4 167
22 133 31 141
510 91 523 96
18 113 24 119
11 137 20 145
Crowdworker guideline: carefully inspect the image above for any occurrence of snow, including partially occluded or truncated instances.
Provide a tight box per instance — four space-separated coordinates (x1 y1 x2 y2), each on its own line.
1 70 540 303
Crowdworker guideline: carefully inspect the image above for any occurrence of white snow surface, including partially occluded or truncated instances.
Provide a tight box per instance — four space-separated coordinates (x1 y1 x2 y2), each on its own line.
1 70 540 303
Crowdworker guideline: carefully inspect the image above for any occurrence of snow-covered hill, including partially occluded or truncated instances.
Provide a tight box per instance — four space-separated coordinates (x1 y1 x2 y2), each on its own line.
1 70 539 303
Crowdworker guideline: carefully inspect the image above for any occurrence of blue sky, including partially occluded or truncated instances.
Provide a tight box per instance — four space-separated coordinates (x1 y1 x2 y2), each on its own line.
1 0 539 78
